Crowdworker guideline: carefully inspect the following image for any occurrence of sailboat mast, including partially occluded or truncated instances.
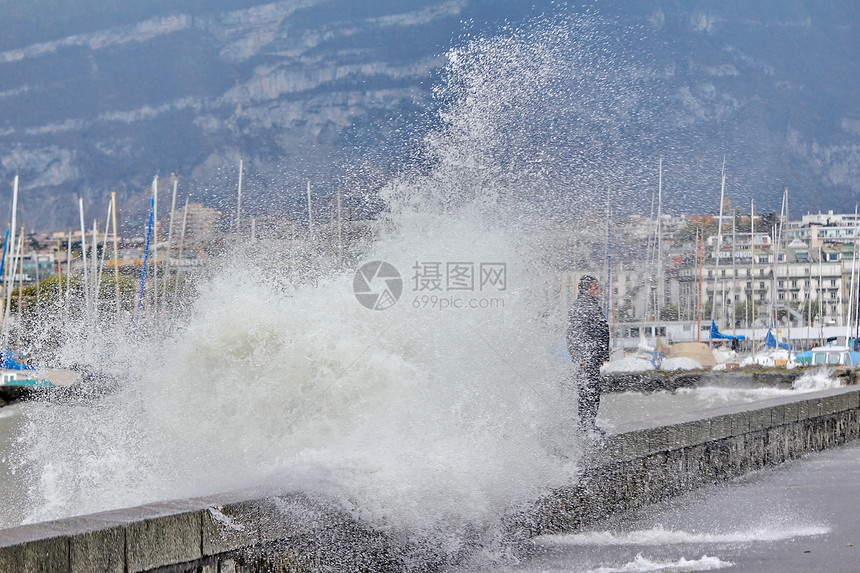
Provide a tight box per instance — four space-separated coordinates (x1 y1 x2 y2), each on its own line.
732 210 737 331
0 230 9 330
697 227 704 341
818 244 824 343
91 219 98 318
337 187 343 265
236 158 243 234
642 190 656 333
710 159 726 347
7 175 18 292
173 196 189 308
135 197 154 331
16 227 23 350
151 176 158 320
784 189 792 347
78 197 89 313
771 189 787 330
1 176 18 333
307 179 313 239
845 203 857 344
656 157 663 344
751 199 756 360
111 192 120 320
96 203 113 321
164 176 178 303
606 186 613 346
65 230 71 322
852 203 860 348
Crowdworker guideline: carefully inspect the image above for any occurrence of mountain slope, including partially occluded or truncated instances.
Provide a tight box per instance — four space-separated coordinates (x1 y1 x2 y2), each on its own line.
0 1 857 231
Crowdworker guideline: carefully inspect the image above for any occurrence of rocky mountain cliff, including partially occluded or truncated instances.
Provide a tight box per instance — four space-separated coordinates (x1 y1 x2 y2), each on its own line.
0 0 857 232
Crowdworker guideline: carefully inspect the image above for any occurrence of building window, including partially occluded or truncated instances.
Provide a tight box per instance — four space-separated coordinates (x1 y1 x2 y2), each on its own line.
792 292 798 300
759 281 765 290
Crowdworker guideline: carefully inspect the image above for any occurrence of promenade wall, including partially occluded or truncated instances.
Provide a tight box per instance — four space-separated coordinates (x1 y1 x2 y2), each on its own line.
2 385 858 572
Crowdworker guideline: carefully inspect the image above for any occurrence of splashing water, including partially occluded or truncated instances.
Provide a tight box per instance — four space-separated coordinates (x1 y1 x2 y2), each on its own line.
534 524 831 546
585 554 733 573
791 367 842 391
8 14 658 566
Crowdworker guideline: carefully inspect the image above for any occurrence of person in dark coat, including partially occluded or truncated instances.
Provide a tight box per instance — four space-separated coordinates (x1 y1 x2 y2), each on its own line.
567 274 610 433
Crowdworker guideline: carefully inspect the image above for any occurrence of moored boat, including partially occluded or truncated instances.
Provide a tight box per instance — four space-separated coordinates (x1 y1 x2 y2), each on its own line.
795 344 860 367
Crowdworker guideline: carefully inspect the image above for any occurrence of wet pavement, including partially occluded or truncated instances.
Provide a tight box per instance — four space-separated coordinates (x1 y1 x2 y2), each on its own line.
506 440 860 572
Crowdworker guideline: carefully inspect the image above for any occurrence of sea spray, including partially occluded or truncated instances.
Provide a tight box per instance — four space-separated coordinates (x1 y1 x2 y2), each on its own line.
791 367 842 391
11 13 658 566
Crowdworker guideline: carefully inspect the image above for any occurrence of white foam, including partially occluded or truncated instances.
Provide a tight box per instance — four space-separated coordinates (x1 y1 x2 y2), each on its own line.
673 385 796 406
208 506 245 532
603 357 656 373
792 367 842 391
0 405 22 419
586 553 732 573
659 358 702 371
535 524 830 546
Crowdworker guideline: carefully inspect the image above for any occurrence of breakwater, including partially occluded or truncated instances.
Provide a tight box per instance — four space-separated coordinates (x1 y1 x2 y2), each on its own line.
602 366 860 394
2 384 859 572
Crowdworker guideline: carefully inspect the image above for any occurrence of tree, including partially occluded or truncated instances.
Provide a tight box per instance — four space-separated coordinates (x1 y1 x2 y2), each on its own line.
798 299 822 324
759 212 780 235
703 301 714 321
734 207 752 233
732 299 763 328
616 299 636 321
676 217 717 243
661 302 680 321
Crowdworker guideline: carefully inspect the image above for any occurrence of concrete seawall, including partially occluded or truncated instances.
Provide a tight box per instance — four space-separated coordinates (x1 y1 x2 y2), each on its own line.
520 384 860 535
2 384 859 572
